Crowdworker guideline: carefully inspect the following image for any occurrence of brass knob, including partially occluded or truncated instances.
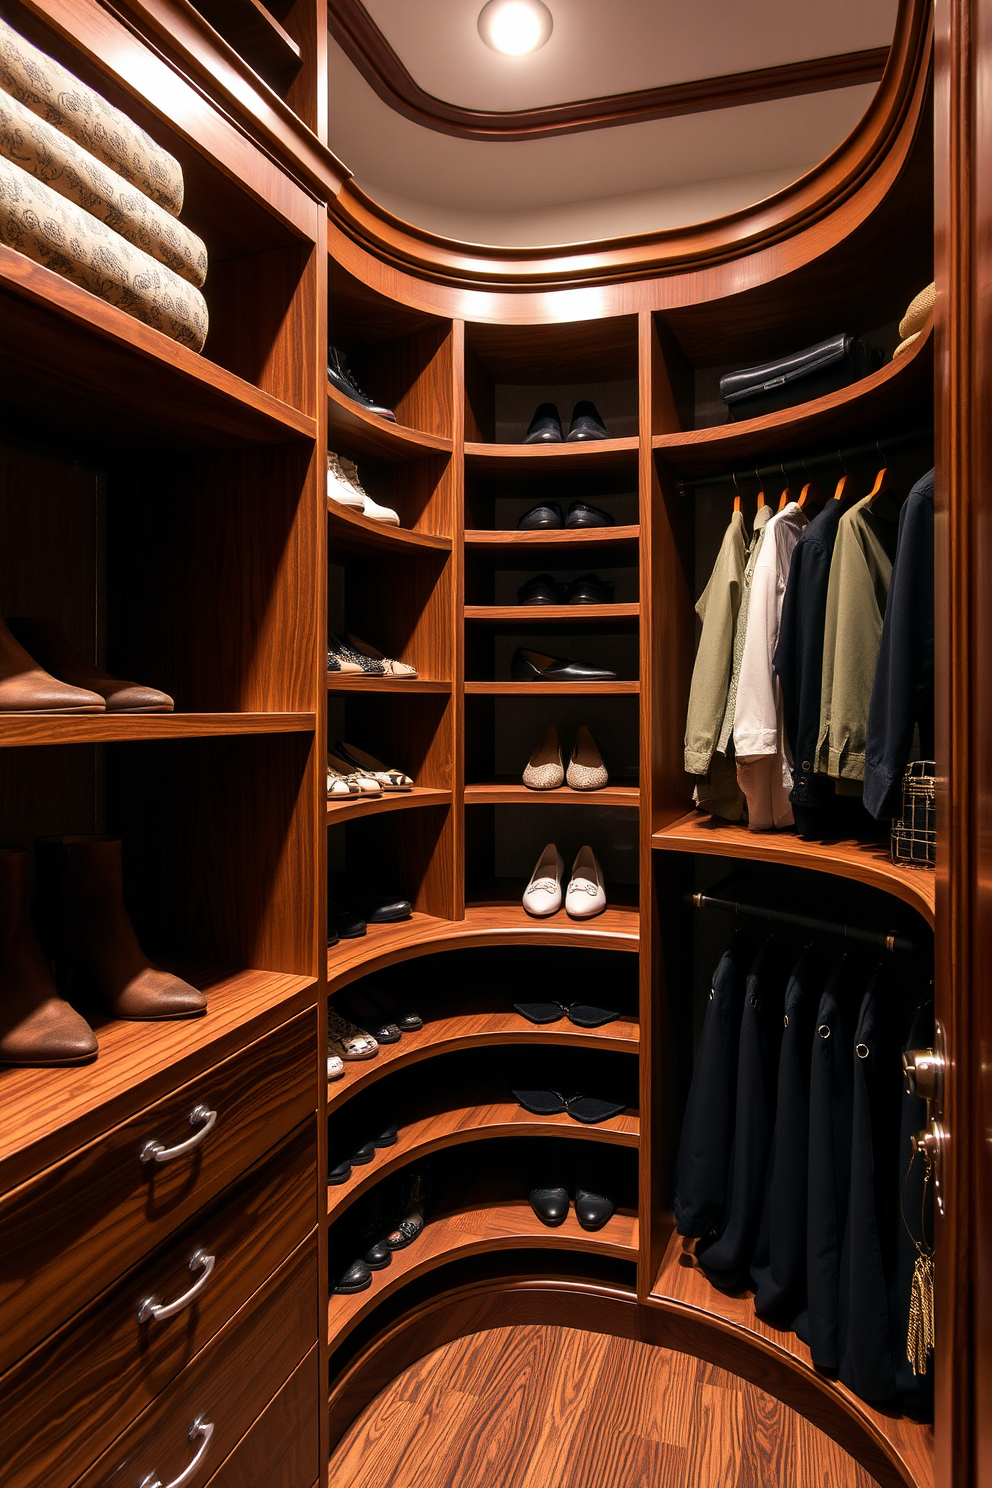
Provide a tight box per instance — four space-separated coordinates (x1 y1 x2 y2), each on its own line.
903 1047 944 1106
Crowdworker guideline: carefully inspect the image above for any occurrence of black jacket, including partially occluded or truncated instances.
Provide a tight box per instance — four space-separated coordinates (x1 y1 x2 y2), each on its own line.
864 469 935 819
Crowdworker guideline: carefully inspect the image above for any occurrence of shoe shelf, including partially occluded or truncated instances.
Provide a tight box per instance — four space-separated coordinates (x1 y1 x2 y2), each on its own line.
464 884 639 949
464 604 639 623
464 525 639 553
326 677 452 694
465 438 639 476
327 501 452 556
0 713 317 749
326 788 453 824
327 1005 639 1108
327 383 454 463
327 1199 639 1353
651 811 935 926
465 681 639 695
327 1101 640 1223
0 247 317 451
0 967 317 1194
648 1230 934 1488
465 780 639 808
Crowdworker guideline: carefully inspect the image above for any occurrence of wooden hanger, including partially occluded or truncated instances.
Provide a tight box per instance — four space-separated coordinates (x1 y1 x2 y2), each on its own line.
833 472 860 509
866 465 905 511
777 483 801 511
732 473 742 515
798 480 824 513
755 488 766 510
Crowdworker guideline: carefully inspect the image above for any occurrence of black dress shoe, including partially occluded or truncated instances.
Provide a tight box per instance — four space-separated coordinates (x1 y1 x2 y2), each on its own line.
328 346 396 422
564 573 615 604
510 648 618 683
334 1258 372 1294
327 926 340 949
574 1187 615 1231
363 1238 393 1270
328 899 367 939
348 893 413 924
350 1140 376 1164
517 574 565 605
374 1121 399 1147
345 990 401 1043
529 1185 569 1226
565 502 615 528
328 1157 352 1185
566 400 609 441
369 987 422 1031
523 402 563 443
518 502 564 530
386 1207 424 1249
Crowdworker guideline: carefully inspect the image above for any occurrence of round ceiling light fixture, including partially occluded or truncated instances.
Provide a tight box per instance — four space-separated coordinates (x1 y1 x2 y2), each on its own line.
478 0 553 55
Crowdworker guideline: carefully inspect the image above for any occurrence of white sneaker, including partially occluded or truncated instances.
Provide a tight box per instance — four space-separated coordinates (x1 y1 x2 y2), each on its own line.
565 846 606 919
327 1051 345 1080
327 452 364 509
523 843 564 917
359 493 400 525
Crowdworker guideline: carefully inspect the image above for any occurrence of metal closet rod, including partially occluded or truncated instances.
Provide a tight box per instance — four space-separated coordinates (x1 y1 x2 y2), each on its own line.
687 892 917 954
675 427 934 495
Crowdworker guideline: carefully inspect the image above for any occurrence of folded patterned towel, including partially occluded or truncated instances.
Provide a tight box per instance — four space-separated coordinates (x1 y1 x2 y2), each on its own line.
0 15 184 217
0 154 207 349
0 88 206 286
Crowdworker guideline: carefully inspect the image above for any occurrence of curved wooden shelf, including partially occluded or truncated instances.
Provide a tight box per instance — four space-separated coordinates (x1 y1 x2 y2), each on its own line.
328 1199 639 1351
326 676 451 693
327 1100 640 1221
465 680 639 695
652 811 935 926
0 712 316 749
326 787 451 823
326 1003 639 1108
327 382 453 463
465 780 639 808
465 438 639 476
327 500 452 554
465 603 638 623
464 526 639 554
653 326 933 477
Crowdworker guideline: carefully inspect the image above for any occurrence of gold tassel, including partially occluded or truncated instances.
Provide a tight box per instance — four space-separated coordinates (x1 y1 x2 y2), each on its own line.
907 1250 935 1375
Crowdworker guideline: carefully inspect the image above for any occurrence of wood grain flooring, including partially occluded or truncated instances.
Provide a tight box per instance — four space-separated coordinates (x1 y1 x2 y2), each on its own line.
329 1324 882 1487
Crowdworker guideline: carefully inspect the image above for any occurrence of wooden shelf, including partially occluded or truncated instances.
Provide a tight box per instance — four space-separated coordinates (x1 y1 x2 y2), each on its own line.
326 787 452 823
465 438 639 476
327 1099 640 1220
465 779 639 807
653 326 933 476
464 526 639 553
465 884 639 948
0 713 316 748
465 604 638 623
328 1199 639 1351
327 383 453 463
326 676 451 694
0 968 317 1194
652 811 935 926
192 0 301 79
326 1001 639 1109
465 681 639 695
0 246 316 450
327 501 451 554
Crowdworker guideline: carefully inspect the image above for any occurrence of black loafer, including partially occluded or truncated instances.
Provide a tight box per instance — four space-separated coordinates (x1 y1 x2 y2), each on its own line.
350 1140 376 1165
328 1157 352 1185
328 346 396 422
327 927 340 949
348 894 413 924
566 400 609 441
523 402 563 443
517 502 564 530
529 1185 569 1226
574 1187 615 1231
369 988 422 1031
386 1207 424 1250
566 502 615 528
510 648 618 683
374 1121 399 1147
334 1258 372 1294
564 573 615 604
517 574 565 605
364 1239 393 1270
328 899 367 939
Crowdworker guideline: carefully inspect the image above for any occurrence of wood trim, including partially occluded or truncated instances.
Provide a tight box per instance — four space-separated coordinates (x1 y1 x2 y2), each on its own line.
328 0 888 142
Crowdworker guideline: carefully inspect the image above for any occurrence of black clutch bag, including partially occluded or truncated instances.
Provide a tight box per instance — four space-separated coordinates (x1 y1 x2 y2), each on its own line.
719 334 882 421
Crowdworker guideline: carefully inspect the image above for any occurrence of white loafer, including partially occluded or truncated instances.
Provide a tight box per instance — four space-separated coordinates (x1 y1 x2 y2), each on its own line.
565 845 607 919
523 843 564 917
327 1049 345 1080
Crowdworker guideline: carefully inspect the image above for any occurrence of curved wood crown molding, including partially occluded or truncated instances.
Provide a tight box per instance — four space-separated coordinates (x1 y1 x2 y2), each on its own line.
328 0 888 142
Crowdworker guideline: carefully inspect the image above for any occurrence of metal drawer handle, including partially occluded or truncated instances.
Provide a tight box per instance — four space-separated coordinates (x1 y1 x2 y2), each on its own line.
138 1249 216 1324
140 1105 217 1166
139 1416 214 1488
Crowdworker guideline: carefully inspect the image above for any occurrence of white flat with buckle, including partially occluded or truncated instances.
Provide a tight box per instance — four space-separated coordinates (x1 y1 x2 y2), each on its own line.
523 843 564 917
565 845 607 919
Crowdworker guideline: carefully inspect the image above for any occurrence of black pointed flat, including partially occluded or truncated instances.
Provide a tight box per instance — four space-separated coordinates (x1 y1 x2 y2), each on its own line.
510 648 617 683
513 1000 567 1023
566 400 609 441
517 502 564 530
529 1185 569 1226
523 402 563 443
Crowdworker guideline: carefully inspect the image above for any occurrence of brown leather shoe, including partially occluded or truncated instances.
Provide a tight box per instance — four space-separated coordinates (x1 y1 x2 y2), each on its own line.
35 836 206 1020
0 615 104 713
0 849 98 1065
7 618 173 713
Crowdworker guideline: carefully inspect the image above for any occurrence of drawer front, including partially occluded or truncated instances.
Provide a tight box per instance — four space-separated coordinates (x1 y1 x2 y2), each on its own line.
74 1231 318 1488
204 1347 319 1488
3 1120 317 1488
0 1006 316 1375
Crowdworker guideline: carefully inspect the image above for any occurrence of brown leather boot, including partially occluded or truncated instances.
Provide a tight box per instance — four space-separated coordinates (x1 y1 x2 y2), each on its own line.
35 837 207 1020
7 618 173 713
0 614 104 712
0 849 98 1065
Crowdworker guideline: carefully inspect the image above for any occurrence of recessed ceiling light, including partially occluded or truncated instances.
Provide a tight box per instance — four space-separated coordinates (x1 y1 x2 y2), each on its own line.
478 0 553 56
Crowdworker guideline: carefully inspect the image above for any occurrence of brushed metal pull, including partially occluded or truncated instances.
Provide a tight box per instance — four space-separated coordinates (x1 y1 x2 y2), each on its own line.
138 1250 216 1324
139 1415 214 1488
140 1105 217 1166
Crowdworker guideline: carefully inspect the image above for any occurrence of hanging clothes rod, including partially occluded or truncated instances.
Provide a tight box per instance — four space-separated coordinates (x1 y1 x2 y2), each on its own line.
687 891 917 954
675 427 934 496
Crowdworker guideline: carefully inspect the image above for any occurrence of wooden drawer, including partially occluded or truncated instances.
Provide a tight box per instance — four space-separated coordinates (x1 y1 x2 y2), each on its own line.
2 1120 317 1488
0 1006 316 1375
203 1347 319 1488
73 1231 318 1488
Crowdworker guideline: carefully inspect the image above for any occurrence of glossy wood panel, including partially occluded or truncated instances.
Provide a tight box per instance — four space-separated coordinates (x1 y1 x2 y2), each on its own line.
205 1346 320 1488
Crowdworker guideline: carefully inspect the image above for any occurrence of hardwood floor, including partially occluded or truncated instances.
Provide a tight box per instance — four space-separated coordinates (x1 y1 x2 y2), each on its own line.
328 1324 881 1487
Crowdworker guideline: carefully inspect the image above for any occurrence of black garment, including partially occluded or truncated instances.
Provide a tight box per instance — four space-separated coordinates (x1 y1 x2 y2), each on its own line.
674 932 752 1237
807 958 862 1370
697 940 789 1291
864 469 936 819
752 947 825 1327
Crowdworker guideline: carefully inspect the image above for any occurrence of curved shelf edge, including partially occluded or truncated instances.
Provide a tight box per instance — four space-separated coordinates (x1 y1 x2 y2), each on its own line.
327 1103 640 1223
465 780 639 807
327 500 452 553
327 382 453 462
652 811 935 926
465 681 639 694
464 603 639 622
465 437 638 474
464 525 639 550
326 787 452 824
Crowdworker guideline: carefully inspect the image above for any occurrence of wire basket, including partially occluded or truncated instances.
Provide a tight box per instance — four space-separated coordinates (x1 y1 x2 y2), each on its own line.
891 761 935 868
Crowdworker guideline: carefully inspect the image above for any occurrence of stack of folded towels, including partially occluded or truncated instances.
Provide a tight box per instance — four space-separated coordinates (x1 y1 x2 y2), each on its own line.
0 14 208 350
